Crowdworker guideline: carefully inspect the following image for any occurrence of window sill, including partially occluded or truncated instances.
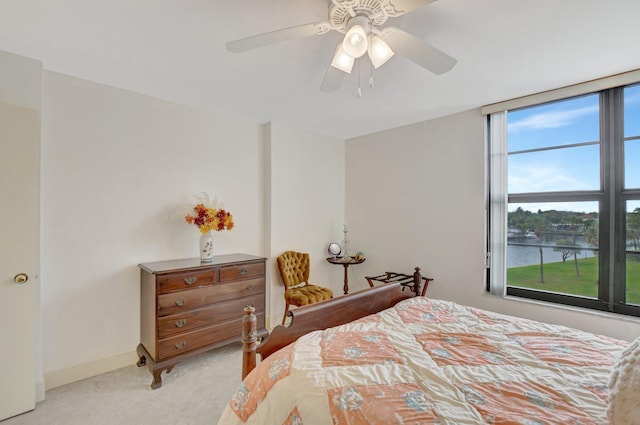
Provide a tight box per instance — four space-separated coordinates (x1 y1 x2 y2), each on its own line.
482 292 640 325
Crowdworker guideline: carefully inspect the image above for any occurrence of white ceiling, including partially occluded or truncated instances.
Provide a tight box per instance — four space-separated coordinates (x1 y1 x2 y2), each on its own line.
1 0 639 140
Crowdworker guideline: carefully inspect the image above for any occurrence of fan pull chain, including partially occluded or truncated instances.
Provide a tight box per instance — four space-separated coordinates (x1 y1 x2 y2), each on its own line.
369 62 374 88
368 21 374 88
357 60 362 98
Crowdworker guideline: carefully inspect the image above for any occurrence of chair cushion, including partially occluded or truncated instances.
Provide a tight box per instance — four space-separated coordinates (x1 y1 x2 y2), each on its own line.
285 284 333 307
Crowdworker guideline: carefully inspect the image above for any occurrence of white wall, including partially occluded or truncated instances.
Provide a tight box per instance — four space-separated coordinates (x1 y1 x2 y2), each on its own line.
268 123 346 325
345 109 486 295
37 70 346 389
40 71 269 385
346 108 640 342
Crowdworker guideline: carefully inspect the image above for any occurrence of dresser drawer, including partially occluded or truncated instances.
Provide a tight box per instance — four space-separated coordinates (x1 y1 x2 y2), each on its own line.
157 312 266 360
157 269 217 294
219 261 265 282
158 293 265 338
158 277 265 316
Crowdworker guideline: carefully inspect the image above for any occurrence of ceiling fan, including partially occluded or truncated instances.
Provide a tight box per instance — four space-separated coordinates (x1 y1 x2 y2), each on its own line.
225 0 457 92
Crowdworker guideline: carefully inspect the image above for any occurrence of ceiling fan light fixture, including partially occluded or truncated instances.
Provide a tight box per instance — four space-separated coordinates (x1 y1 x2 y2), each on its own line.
342 23 368 58
225 1 458 92
330 44 354 74
368 35 394 69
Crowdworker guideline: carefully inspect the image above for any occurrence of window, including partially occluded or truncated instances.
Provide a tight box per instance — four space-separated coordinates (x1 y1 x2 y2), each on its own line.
487 82 640 317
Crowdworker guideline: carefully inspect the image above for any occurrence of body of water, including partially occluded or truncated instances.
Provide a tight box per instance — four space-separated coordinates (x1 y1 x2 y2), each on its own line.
507 233 597 268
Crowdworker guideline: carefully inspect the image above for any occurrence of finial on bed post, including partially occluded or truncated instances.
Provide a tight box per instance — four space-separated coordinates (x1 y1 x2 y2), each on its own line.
242 305 257 380
413 267 423 296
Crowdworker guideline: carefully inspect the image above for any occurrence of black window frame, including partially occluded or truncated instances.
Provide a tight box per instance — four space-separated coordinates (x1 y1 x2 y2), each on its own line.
494 83 640 317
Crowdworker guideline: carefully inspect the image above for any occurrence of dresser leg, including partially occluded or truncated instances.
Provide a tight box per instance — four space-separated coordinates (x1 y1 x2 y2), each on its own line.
150 369 163 389
136 344 147 367
136 343 168 389
150 364 175 389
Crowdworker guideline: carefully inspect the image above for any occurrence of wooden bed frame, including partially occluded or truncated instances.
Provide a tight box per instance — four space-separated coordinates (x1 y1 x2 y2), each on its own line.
241 267 428 379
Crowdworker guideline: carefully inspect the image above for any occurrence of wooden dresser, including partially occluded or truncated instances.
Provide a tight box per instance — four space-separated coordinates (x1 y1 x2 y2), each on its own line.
137 254 268 389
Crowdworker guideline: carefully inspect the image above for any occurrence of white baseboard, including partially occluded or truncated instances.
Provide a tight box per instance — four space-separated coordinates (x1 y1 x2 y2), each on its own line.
44 351 138 391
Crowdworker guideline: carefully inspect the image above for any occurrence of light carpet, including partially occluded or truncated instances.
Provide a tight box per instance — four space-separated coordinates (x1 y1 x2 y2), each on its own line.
3 342 243 425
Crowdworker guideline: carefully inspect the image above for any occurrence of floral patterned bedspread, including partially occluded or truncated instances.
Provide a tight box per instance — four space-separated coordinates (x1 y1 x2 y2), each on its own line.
217 297 628 424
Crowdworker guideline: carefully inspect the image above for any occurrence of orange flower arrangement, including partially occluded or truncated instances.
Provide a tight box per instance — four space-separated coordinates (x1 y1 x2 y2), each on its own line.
185 203 234 234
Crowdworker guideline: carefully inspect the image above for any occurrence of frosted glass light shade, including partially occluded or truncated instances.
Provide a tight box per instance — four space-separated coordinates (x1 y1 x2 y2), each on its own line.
342 24 368 58
368 36 394 69
330 44 354 73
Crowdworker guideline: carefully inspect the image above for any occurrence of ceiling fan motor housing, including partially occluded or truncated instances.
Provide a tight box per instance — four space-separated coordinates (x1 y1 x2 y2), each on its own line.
329 0 394 32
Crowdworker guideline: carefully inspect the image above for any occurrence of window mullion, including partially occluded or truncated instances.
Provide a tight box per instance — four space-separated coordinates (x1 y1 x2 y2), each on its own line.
601 88 626 309
600 91 614 307
611 87 627 309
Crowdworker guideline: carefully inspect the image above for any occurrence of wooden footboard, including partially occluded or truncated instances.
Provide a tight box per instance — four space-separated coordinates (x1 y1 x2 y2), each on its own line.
241 268 427 379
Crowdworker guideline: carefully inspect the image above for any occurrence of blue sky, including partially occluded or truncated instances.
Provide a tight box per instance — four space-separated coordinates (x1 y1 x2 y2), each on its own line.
507 85 640 214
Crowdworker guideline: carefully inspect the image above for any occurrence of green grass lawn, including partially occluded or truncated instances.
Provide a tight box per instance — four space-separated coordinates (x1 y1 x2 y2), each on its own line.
507 257 640 304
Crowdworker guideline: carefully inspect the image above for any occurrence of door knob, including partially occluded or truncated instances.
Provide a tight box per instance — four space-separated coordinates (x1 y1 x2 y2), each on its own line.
14 273 29 284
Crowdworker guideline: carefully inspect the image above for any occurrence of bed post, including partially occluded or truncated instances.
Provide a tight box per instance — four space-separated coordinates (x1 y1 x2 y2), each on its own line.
413 267 423 296
242 305 257 379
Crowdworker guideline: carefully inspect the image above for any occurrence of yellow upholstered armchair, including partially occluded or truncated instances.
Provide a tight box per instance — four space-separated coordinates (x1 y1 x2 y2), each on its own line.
276 251 333 324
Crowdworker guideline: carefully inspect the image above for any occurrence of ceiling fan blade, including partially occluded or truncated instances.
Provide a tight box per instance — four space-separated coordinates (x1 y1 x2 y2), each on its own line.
380 27 456 75
386 0 437 15
226 22 331 53
320 65 345 92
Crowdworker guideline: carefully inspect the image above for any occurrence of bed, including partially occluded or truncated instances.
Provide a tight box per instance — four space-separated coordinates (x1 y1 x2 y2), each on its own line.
217 276 636 424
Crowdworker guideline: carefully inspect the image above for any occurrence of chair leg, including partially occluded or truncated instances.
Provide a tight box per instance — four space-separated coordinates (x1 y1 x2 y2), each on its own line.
282 303 290 325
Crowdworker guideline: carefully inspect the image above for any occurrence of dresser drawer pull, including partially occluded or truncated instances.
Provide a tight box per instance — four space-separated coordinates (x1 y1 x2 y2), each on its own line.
175 298 186 307
239 268 248 276
183 276 196 285
246 284 255 291
174 340 187 349
175 319 187 328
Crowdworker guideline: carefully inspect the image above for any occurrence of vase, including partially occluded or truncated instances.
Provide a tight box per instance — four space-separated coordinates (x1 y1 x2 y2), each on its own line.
199 231 214 263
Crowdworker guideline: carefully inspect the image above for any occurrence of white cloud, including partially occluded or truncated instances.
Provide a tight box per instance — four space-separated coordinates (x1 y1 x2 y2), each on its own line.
508 163 592 193
508 105 598 133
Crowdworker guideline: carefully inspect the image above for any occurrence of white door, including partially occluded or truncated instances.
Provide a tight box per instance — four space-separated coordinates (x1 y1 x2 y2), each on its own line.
0 51 41 421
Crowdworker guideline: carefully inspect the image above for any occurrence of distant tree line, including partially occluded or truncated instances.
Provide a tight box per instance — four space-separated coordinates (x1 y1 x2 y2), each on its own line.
508 207 598 242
